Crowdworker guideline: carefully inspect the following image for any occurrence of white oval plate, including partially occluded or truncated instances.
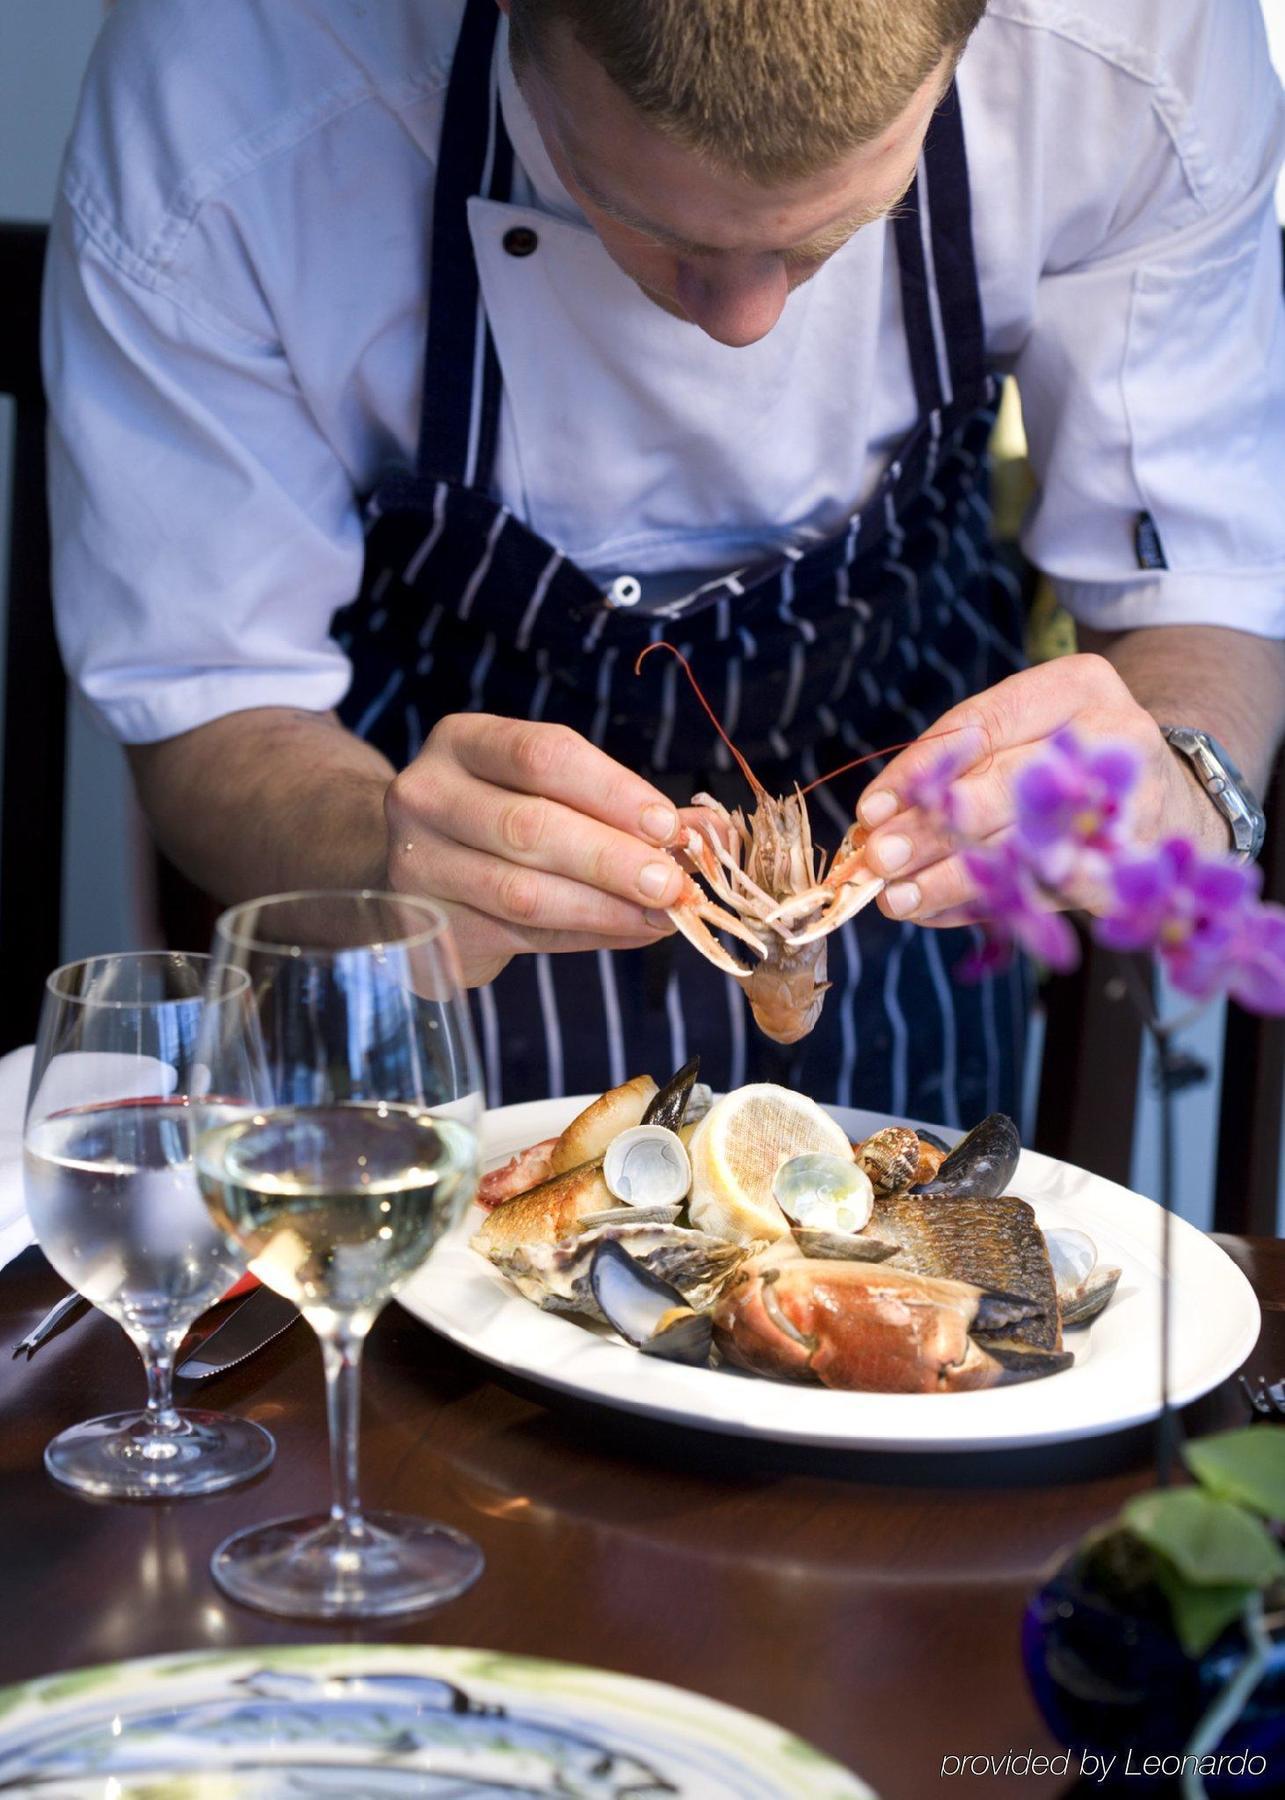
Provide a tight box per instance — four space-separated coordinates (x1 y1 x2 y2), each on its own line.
0 1643 871 1797
399 1099 1260 1453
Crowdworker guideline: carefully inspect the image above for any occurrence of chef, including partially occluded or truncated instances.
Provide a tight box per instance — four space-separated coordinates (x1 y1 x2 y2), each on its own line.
45 0 1285 1121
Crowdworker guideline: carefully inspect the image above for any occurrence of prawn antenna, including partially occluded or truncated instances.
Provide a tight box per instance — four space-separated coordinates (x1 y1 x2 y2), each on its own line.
797 723 995 797
634 642 766 797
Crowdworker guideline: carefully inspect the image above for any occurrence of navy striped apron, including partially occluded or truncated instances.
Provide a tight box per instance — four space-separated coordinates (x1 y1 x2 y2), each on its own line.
333 0 1030 1126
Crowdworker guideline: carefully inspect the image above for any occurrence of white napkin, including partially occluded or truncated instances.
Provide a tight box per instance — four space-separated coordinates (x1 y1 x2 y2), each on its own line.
0 1045 34 1269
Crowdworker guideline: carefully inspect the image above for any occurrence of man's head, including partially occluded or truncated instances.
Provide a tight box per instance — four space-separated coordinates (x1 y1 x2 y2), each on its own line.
505 0 986 346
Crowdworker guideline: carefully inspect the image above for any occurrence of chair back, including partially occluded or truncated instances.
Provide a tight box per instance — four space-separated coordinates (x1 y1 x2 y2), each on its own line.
0 221 64 1054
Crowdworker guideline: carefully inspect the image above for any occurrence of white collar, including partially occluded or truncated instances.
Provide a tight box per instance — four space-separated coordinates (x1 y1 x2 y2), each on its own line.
496 17 592 227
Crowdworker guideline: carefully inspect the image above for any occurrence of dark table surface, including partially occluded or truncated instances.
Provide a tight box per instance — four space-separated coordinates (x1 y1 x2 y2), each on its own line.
0 1235 1280 1800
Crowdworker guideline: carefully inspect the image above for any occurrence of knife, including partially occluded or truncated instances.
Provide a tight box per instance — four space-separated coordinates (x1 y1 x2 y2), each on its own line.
176 1285 301 1379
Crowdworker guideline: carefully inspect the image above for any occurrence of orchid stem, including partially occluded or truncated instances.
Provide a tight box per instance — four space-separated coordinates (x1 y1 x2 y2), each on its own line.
1180 1593 1271 1800
1152 1018 1180 1488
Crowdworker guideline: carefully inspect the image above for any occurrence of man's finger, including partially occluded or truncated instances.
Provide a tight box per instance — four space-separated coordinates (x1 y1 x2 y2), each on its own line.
418 768 688 910
445 715 681 846
864 744 1028 881
856 655 1135 831
398 834 678 939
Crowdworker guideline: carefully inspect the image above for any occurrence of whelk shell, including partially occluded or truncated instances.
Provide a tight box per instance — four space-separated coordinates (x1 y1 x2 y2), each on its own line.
857 1126 921 1193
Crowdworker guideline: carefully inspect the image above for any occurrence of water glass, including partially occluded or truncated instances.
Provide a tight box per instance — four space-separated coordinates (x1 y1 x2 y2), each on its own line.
24 952 275 1498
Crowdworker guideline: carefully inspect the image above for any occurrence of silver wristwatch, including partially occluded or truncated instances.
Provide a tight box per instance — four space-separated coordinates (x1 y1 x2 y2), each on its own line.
1160 726 1266 863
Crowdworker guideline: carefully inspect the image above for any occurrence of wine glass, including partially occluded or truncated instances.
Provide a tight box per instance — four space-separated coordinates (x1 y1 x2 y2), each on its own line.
23 952 275 1498
192 890 484 1619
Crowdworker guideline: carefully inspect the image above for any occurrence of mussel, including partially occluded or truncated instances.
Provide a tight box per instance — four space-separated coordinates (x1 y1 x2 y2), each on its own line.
908 1112 1021 1202
641 1056 701 1132
589 1238 713 1365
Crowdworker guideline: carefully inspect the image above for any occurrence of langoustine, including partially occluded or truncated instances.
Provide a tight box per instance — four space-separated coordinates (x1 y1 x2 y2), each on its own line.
636 644 885 1044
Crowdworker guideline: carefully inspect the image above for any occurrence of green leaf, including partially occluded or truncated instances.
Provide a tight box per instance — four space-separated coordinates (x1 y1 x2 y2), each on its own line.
1121 1490 1285 1589
1148 1563 1254 1658
1184 1427 1285 1521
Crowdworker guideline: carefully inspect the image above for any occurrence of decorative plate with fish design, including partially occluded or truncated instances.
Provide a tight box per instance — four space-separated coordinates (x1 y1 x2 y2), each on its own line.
0 1643 871 1797
399 1098 1260 1452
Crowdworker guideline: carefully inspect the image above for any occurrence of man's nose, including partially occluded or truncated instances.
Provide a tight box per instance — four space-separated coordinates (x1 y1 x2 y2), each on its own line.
674 255 790 347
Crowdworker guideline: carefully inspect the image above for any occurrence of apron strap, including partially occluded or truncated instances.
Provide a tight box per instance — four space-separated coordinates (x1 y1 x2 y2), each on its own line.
416 0 515 486
892 79 988 417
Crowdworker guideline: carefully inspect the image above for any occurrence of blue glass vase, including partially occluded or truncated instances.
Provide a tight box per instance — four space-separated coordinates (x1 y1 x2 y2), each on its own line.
1022 1544 1285 1792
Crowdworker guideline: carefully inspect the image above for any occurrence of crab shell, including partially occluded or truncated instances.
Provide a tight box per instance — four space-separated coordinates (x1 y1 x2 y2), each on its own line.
712 1253 1070 1393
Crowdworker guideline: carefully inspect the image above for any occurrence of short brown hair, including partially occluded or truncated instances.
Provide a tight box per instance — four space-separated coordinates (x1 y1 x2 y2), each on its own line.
509 0 988 182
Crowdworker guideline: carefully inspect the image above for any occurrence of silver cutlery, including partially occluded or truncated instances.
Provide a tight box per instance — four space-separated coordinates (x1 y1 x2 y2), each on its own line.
175 1285 301 1380
12 1290 90 1357
1238 1372 1285 1419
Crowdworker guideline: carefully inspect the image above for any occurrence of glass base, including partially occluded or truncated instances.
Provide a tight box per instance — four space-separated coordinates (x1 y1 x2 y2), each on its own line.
210 1511 484 1619
44 1409 275 1500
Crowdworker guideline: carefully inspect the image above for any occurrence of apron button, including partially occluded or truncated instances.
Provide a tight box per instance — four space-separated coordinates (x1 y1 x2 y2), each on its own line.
605 575 642 609
503 226 539 257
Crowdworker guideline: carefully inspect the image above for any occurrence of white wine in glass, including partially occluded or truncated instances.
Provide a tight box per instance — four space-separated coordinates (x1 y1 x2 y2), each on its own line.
24 952 275 1499
193 890 483 1619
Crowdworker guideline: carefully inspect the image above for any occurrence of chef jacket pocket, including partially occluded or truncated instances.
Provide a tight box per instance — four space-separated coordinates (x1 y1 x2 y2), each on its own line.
1121 230 1281 573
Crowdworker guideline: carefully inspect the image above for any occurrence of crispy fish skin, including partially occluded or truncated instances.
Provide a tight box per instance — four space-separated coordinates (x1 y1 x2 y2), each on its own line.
871 1191 1062 1351
473 1160 612 1253
713 1256 1049 1392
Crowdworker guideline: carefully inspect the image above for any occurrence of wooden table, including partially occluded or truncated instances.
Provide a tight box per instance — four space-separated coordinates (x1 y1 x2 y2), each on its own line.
0 1237 1279 1799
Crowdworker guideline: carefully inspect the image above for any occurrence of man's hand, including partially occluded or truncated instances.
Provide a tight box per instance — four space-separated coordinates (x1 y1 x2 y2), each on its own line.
854 653 1225 928
386 715 685 985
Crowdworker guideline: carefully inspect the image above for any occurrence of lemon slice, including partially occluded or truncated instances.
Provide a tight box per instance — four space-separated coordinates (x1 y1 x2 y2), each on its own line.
687 1084 854 1245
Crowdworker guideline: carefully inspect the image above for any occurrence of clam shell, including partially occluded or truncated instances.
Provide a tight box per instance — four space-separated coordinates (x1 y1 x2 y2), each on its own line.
1043 1228 1120 1327
603 1125 692 1208
578 1203 682 1230
772 1153 874 1234
792 1227 898 1262
1044 1228 1098 1298
857 1126 922 1193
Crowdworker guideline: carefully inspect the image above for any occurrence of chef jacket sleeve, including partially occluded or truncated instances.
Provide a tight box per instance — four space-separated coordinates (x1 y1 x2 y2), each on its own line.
1013 17 1285 640
43 201 362 745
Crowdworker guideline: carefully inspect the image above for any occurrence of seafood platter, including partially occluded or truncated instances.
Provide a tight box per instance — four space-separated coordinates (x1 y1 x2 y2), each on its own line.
400 1060 1260 1451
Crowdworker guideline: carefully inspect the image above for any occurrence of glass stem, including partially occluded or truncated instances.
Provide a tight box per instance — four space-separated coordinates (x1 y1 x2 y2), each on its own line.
321 1324 366 1538
142 1339 182 1435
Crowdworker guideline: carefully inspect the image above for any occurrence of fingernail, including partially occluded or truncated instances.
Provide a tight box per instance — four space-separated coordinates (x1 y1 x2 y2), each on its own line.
860 789 898 828
874 833 912 874
638 862 677 900
641 804 678 843
885 880 921 918
645 910 675 932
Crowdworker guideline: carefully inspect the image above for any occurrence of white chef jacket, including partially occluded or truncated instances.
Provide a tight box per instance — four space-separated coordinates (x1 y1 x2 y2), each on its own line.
43 0 1285 746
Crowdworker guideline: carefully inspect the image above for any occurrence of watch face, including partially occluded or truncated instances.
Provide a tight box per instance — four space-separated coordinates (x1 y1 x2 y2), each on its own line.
1162 727 1266 862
